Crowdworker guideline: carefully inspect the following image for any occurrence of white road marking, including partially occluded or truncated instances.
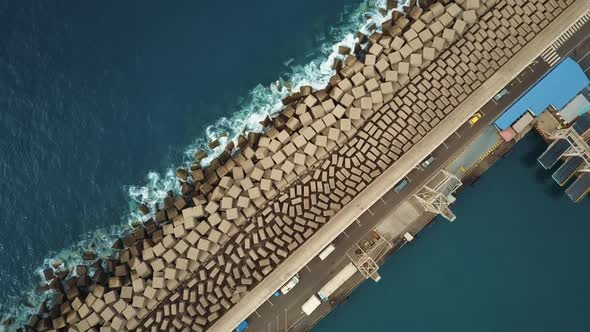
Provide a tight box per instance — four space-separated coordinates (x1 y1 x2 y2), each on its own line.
454 131 461 138
563 31 590 59
367 208 374 216
576 48 590 64
284 309 288 332
305 265 312 272
342 230 350 239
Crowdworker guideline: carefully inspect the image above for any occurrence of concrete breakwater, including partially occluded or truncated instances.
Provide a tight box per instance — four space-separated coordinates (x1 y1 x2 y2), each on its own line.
24 0 579 331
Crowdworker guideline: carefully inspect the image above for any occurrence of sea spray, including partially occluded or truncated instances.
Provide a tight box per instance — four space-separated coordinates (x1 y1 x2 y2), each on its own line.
0 0 411 328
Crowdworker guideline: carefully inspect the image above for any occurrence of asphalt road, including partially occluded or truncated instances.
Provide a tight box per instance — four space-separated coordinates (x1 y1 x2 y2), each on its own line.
245 16 590 332
555 17 590 72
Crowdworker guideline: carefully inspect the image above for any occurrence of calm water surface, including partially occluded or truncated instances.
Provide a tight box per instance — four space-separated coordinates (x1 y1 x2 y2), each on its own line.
313 134 590 332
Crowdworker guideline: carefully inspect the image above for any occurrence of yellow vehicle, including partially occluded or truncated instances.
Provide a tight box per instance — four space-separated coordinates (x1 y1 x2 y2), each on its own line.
469 112 482 126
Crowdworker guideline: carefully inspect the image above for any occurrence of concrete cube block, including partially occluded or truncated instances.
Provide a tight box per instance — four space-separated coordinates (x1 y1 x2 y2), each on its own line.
351 72 366 86
462 10 477 24
340 119 352 132
303 143 317 156
292 135 307 148
423 47 436 61
340 93 354 107
368 43 383 56
410 54 422 66
432 36 446 51
197 238 211 251
464 0 480 10
226 207 239 220
237 196 250 208
349 107 361 120
453 19 467 35
371 91 383 104
442 28 456 42
385 70 398 82
397 62 409 75
429 21 444 35
360 97 372 110
294 153 306 166
403 28 418 41
399 45 413 59
365 78 379 92
195 221 211 235
351 86 365 99
375 58 390 73
328 128 340 141
205 201 219 215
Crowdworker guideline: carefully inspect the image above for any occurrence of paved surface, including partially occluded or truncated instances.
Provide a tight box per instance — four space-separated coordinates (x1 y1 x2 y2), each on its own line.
215 2 590 331
446 126 502 175
554 12 590 72
245 5 590 332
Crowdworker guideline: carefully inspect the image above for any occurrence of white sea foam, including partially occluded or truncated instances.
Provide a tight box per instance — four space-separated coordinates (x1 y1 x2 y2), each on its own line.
126 0 404 223
1 0 412 328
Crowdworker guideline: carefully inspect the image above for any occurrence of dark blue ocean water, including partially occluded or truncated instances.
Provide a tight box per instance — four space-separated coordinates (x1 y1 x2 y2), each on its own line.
313 134 590 332
0 0 377 322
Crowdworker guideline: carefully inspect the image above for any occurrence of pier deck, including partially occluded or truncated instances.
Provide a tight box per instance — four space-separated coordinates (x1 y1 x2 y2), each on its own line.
566 173 590 202
553 156 584 186
538 139 571 169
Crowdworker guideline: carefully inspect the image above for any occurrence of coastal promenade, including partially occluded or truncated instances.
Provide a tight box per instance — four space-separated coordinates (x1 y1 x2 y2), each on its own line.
26 1 590 331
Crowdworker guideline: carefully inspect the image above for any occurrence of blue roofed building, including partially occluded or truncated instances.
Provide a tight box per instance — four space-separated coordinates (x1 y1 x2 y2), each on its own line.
494 58 590 131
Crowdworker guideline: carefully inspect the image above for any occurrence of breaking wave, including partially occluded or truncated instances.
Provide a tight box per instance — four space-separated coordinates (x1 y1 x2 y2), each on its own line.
0 0 411 329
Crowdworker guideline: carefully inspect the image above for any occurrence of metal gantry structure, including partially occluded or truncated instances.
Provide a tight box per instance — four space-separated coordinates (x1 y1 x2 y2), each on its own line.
413 170 462 222
549 127 590 172
347 230 391 281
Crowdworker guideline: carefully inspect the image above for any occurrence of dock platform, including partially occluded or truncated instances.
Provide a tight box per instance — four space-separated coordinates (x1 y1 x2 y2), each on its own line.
552 156 584 186
565 173 590 202
538 139 571 169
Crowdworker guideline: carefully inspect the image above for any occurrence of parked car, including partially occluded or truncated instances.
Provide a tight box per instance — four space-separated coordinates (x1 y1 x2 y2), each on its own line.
236 320 249 332
469 112 483 126
421 155 435 168
493 88 508 102
394 178 409 193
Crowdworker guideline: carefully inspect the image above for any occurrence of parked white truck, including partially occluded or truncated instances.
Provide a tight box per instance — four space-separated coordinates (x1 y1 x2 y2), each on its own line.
317 262 358 301
301 295 322 315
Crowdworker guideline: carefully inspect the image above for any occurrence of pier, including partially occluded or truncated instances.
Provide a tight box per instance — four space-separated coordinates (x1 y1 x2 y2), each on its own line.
24 0 590 331
539 114 590 202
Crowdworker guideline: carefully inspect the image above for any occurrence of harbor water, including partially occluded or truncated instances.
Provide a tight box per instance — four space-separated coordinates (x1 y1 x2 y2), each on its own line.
313 133 590 332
